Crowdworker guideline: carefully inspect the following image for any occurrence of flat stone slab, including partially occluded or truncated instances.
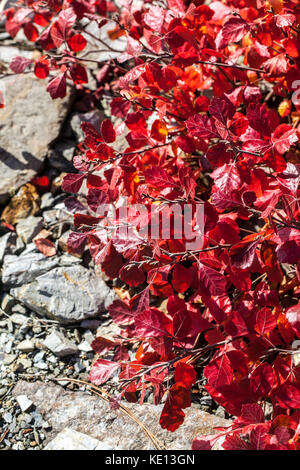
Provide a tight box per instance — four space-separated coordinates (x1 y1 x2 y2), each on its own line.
0 73 71 203
2 252 59 287
44 428 113 450
12 381 231 450
11 264 116 323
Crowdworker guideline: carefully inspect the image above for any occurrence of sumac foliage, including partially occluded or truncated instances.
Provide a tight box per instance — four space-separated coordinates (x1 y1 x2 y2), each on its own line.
3 0 300 450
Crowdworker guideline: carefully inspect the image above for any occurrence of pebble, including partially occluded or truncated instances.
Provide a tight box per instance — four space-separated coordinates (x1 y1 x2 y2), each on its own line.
15 395 33 412
17 340 35 353
3 412 13 423
10 314 29 326
43 330 78 357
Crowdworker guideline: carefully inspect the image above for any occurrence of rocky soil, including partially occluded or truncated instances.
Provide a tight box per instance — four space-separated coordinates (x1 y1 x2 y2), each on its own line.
0 33 231 450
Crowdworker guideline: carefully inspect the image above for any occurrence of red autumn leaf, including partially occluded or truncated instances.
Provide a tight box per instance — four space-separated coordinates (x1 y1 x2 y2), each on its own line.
10 56 32 73
57 7 76 39
239 404 265 425
230 238 260 270
34 238 56 257
171 263 194 293
135 308 170 337
23 22 39 42
255 307 277 335
159 400 185 432
119 263 146 287
192 435 216 450
285 303 300 338
34 59 49 79
70 63 88 85
272 124 298 154
143 167 177 189
108 300 133 325
220 17 250 47
46 72 67 99
67 231 88 255
89 359 120 385
186 114 219 140
91 337 117 354
174 362 197 389
67 33 87 52
250 363 274 396
101 119 116 143
273 383 300 409
61 173 85 193
204 354 233 390
198 263 227 296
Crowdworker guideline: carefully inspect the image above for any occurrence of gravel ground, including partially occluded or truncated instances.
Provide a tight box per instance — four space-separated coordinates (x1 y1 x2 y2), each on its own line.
0 304 101 450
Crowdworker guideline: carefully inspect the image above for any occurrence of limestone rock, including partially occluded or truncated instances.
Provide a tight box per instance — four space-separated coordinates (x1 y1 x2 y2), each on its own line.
11 264 116 323
0 74 71 203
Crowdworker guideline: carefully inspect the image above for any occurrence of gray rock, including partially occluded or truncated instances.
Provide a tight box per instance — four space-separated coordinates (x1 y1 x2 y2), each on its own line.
15 394 33 412
11 265 116 324
0 74 71 204
17 340 35 353
44 428 110 451
0 232 16 265
12 381 231 450
2 252 59 287
10 313 28 326
0 293 16 313
43 330 78 357
40 193 55 210
16 216 44 243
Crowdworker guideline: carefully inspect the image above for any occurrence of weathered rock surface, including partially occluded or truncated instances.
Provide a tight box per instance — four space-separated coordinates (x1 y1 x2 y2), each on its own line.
2 252 59 287
12 381 231 450
11 264 116 323
0 74 71 203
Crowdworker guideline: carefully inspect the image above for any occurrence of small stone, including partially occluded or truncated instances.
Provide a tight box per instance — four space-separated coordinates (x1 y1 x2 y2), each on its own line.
3 353 17 365
17 358 32 370
0 293 16 314
15 395 33 412
11 304 27 315
16 216 44 244
40 193 54 210
35 361 48 370
43 331 78 357
78 340 93 352
10 313 28 326
44 428 103 451
33 351 45 363
17 340 35 353
0 387 8 396
3 412 13 423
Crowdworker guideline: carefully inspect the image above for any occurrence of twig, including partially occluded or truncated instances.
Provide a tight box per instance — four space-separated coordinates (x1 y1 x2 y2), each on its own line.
0 429 8 444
